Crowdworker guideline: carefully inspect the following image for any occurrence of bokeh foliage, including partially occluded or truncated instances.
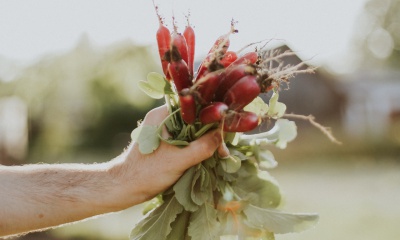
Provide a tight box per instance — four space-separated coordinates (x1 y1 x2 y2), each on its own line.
0 38 161 162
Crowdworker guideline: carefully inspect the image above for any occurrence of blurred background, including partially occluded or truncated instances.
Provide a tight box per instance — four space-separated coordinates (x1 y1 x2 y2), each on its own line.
1 0 399 239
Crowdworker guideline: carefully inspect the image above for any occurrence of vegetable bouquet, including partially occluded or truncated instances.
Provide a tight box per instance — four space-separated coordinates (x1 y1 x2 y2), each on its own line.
130 8 319 240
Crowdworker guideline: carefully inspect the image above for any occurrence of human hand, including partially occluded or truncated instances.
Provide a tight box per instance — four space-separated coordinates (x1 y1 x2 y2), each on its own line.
108 105 228 209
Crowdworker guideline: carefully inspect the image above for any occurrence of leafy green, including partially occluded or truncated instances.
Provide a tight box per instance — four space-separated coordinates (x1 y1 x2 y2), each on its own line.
244 96 269 116
166 211 191 240
274 119 297 149
220 155 242 173
232 162 281 208
142 194 163 215
253 147 278 170
243 204 319 234
191 166 212 206
138 72 173 99
130 194 183 240
239 119 297 149
188 203 221 240
131 125 160 154
174 167 200 212
267 92 286 118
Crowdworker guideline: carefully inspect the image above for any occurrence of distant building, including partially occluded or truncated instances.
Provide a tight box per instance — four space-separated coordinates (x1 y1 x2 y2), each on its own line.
340 70 400 140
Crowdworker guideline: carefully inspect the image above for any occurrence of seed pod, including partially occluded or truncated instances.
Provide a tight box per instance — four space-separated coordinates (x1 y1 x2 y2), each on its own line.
179 91 197 124
223 111 259 132
223 75 261 111
199 102 228 124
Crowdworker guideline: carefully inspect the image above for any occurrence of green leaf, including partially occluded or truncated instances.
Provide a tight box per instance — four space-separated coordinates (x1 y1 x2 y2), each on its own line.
232 162 281 208
130 194 183 240
138 72 172 99
130 125 142 142
218 207 275 240
191 166 212 206
225 132 241 146
254 148 278 170
239 119 297 149
267 92 286 118
188 203 221 240
166 211 191 240
161 137 190 146
274 119 297 149
142 195 163 215
220 155 241 173
243 204 319 234
244 96 269 116
133 125 160 154
174 167 200 212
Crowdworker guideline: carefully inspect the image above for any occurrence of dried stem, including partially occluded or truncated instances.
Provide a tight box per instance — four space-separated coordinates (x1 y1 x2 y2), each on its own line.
283 113 342 145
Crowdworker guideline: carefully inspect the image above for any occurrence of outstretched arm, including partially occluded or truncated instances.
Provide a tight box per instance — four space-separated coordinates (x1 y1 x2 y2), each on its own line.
0 105 227 237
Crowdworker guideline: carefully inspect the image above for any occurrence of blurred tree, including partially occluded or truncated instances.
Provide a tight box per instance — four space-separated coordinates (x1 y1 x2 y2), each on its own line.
0 36 161 162
353 0 400 69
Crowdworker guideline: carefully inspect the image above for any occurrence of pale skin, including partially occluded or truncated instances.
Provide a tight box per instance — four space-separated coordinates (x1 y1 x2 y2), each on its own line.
0 105 229 238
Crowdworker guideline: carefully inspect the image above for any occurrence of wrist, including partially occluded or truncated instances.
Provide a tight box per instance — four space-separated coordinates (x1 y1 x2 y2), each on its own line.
106 153 149 210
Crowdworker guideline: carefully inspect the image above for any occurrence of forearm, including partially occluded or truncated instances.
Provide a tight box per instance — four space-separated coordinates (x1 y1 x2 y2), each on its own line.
0 156 139 237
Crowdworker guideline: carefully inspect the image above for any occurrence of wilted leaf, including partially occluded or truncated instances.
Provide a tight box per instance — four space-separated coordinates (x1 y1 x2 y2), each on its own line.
188 203 221 240
130 194 183 240
243 204 319 234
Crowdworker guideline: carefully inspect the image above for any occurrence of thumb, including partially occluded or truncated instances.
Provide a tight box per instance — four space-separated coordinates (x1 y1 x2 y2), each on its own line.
177 129 223 170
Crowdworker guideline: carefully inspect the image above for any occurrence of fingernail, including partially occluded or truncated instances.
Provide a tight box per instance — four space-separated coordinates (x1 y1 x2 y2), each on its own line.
213 130 222 142
218 142 230 158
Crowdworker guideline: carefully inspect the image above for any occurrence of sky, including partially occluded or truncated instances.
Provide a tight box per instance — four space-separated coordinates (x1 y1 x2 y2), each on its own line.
0 0 366 74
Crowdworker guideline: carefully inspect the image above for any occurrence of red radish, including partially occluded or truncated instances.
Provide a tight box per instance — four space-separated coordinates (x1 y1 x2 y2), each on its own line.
196 71 224 104
220 51 238 68
156 22 171 79
170 32 189 65
183 24 195 77
223 111 259 132
223 75 260 111
194 53 213 82
207 22 237 54
168 56 192 92
214 64 256 101
199 102 228 124
179 92 197 124
229 51 258 67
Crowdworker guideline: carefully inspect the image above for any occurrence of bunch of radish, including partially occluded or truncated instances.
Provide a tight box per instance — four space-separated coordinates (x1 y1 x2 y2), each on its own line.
130 7 323 240
156 16 276 134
